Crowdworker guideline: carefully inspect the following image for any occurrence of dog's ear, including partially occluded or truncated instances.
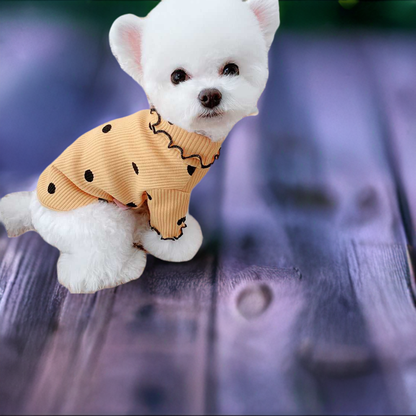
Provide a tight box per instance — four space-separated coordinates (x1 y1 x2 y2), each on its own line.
246 0 280 50
109 14 144 84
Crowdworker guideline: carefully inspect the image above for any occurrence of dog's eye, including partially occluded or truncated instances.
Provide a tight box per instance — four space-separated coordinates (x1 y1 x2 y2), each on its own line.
222 63 240 76
171 69 189 85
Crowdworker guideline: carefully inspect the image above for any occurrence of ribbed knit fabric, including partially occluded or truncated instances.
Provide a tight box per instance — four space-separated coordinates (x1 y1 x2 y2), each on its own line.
37 109 223 240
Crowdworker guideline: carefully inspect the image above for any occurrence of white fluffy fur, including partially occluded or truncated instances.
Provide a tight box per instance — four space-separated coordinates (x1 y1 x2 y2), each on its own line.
110 0 279 142
30 192 147 294
0 0 279 293
109 14 144 85
0 192 34 237
140 214 203 263
247 0 280 50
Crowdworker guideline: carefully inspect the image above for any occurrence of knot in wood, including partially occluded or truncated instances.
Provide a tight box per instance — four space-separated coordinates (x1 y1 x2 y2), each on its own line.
236 284 273 319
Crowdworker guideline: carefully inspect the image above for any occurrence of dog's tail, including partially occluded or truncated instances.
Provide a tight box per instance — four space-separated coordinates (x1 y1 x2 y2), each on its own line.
0 191 35 238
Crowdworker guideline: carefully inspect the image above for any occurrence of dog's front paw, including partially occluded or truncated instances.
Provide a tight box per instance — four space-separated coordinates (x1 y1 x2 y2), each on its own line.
142 214 203 262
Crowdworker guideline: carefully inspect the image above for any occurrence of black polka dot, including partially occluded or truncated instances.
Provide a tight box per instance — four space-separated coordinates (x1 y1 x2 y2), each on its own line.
127 202 137 208
187 166 196 176
177 217 186 226
84 170 94 182
146 192 152 201
132 162 139 175
48 183 56 194
102 124 112 133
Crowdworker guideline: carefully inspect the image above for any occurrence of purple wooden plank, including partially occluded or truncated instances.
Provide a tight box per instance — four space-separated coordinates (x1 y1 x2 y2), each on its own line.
215 266 306 414
213 33 407 414
21 256 215 415
359 33 416 413
0 233 64 414
361 35 416 222
0 223 217 416
348 242 416 414
0 221 217 415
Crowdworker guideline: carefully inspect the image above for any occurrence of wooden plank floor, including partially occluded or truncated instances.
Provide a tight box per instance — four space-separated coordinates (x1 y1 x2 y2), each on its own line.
1 30 416 414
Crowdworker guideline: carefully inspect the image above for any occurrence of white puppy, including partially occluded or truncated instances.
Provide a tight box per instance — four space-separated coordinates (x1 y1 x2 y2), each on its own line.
0 0 280 293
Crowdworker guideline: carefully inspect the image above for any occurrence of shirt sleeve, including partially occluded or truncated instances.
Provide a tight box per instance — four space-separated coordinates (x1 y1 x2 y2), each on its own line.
146 189 191 240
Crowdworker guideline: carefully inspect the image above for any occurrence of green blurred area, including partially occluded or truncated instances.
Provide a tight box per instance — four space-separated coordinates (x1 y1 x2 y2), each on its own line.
1 1 416 31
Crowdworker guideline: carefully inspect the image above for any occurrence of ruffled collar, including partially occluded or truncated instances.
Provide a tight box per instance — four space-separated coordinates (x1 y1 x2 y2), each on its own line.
148 109 223 169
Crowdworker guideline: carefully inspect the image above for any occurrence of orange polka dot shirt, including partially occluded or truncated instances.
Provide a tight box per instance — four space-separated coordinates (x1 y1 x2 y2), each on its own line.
37 109 223 240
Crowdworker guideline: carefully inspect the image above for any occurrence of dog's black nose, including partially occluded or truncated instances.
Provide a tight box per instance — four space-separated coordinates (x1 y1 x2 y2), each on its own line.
199 89 222 109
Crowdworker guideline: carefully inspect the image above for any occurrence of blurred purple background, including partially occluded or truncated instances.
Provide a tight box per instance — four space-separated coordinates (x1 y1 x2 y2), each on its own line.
2 2 416 415
0 5 147 188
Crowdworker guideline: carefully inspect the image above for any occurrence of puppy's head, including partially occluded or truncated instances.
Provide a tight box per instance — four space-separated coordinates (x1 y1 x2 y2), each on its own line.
110 0 280 141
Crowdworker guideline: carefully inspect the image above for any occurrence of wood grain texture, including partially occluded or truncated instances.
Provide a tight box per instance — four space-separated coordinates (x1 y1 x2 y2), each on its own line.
359 33 416 413
23 256 216 415
0 233 62 415
1 33 416 415
0 232 217 415
361 34 416 286
211 33 412 415
349 242 416 414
